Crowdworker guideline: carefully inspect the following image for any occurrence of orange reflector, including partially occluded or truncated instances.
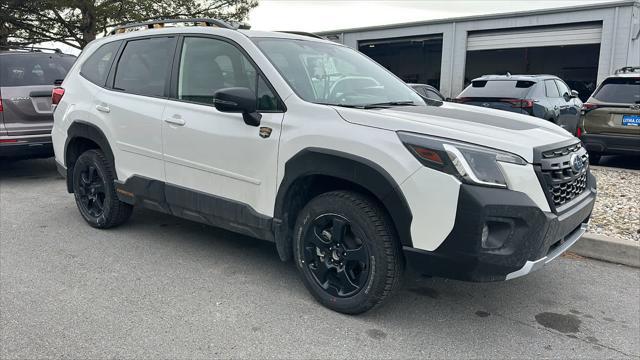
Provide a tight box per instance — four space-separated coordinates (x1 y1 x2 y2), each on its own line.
413 146 444 165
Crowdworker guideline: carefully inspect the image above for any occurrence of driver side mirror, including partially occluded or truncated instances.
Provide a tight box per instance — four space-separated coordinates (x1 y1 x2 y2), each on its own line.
213 87 261 127
570 90 579 98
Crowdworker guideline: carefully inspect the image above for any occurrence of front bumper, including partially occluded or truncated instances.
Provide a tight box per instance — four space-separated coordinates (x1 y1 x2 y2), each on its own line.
404 177 596 282
0 135 53 159
581 133 640 156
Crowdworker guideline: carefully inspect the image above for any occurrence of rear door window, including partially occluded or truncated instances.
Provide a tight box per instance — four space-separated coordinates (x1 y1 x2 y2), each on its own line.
545 80 560 98
0 54 75 87
593 78 640 104
113 37 176 97
459 80 535 98
80 40 121 86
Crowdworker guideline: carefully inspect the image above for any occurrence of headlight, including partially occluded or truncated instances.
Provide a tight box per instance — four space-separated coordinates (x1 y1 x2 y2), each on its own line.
398 131 527 188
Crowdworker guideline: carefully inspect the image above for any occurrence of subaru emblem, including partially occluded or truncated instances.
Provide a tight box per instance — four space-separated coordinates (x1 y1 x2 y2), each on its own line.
570 153 585 173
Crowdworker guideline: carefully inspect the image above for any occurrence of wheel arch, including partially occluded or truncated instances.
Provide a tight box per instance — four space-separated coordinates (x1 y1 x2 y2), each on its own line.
64 121 115 193
273 148 413 261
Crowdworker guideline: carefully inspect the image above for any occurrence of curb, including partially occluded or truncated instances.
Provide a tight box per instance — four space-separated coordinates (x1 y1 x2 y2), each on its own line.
569 233 640 268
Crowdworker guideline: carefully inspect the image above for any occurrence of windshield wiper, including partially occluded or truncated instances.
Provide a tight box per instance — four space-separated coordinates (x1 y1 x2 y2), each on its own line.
315 101 417 109
359 101 417 109
314 102 365 109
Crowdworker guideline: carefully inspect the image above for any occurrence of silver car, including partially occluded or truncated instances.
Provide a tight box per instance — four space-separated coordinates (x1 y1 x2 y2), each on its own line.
0 47 76 158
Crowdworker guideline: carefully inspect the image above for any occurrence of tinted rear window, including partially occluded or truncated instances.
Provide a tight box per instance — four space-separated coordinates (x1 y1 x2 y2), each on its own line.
0 54 75 87
459 80 535 98
593 77 640 104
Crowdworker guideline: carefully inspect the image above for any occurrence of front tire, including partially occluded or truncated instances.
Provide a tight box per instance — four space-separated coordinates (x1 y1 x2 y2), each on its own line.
293 191 402 314
588 152 601 165
72 149 132 228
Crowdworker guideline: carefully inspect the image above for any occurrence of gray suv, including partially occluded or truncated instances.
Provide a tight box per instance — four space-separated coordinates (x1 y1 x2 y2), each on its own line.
456 74 583 133
0 47 76 158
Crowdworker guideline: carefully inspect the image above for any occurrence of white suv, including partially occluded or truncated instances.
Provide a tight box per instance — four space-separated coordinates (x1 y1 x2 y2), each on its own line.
52 20 596 314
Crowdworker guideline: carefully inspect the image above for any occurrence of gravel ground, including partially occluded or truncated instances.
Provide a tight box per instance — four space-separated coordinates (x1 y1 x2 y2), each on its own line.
589 166 640 243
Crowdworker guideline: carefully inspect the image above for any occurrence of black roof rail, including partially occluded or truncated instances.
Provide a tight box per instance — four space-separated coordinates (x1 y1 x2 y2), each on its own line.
108 18 237 35
614 66 640 74
0 45 62 53
278 31 325 39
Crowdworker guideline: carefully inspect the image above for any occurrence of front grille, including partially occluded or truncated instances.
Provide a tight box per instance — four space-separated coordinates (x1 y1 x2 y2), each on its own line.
536 142 590 210
548 171 588 206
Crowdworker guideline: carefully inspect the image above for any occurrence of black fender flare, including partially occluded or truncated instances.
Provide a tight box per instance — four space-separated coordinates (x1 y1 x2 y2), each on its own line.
64 121 115 192
273 148 413 260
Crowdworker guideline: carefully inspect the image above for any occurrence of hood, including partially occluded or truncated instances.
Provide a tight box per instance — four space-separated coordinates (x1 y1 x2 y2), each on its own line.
333 102 575 163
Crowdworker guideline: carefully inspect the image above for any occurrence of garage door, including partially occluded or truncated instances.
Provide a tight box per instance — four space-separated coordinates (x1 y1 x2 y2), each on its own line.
359 35 443 87
467 23 602 51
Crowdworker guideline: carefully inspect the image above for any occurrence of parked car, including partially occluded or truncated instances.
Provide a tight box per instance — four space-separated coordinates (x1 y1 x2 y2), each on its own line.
578 66 640 164
52 19 595 314
0 47 76 158
408 83 445 101
456 75 583 132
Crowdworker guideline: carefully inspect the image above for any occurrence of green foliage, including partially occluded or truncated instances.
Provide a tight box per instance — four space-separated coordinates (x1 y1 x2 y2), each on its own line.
1 0 258 49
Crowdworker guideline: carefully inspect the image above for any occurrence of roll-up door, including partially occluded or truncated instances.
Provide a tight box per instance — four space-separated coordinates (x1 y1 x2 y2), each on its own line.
467 23 602 51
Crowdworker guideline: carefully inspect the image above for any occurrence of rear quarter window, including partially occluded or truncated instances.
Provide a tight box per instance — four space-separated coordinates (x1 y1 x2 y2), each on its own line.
0 54 75 87
80 40 122 86
593 78 640 104
545 80 560 97
459 80 535 98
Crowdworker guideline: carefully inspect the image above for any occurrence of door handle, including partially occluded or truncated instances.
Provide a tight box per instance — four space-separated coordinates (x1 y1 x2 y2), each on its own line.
96 105 110 113
164 117 186 126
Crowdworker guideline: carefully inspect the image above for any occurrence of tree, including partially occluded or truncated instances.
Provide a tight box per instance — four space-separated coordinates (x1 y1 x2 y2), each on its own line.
1 1 44 47
2 0 258 49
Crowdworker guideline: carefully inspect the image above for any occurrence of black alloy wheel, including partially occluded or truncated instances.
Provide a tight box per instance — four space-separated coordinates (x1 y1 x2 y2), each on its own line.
302 213 370 297
76 163 106 218
294 191 402 314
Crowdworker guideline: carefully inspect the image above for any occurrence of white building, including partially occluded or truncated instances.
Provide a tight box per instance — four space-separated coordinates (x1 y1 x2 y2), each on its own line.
319 0 640 100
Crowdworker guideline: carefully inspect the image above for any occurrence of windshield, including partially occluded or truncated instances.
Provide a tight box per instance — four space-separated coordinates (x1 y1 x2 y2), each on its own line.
252 38 424 108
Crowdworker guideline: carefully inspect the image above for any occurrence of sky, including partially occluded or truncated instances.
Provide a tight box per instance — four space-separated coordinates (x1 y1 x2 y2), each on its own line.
47 0 619 54
247 0 620 32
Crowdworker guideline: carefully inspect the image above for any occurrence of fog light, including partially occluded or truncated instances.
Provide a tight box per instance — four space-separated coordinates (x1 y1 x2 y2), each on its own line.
481 224 489 245
481 221 513 249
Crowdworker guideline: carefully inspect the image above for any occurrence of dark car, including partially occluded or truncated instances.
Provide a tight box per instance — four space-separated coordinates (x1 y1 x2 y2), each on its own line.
408 83 445 101
455 75 583 132
578 67 640 164
0 47 76 159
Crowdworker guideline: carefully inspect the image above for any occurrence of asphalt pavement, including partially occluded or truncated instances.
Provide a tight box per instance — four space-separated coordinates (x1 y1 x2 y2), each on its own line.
1 158 639 359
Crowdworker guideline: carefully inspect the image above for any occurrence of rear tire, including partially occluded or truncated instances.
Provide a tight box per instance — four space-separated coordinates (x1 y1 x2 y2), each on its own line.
72 149 132 228
588 152 601 165
293 190 402 314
